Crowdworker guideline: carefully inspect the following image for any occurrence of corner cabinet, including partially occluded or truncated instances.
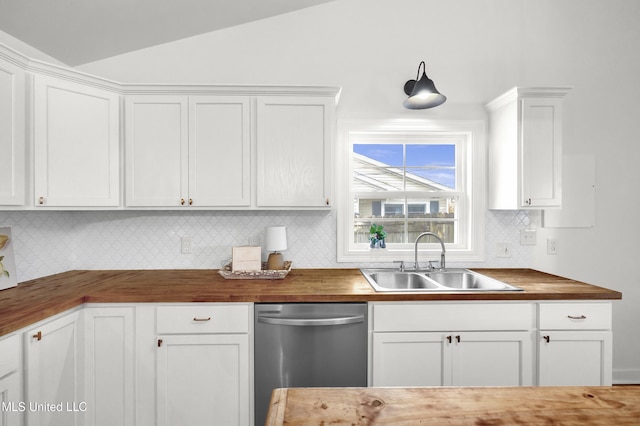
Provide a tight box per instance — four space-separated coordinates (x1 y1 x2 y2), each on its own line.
256 96 334 208
486 87 571 209
124 95 251 207
33 75 120 207
369 303 535 387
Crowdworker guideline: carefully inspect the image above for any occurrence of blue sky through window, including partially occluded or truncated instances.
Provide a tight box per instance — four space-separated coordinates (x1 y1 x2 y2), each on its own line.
354 144 456 189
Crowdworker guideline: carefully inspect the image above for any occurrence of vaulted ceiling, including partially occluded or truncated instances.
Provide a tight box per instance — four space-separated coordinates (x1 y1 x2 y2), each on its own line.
0 0 334 66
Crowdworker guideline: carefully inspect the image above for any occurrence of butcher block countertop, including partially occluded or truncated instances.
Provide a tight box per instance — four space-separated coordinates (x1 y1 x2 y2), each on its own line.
0 268 621 336
266 386 640 425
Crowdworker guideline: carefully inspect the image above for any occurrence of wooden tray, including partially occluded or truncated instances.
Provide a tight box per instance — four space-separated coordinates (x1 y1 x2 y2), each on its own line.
218 261 292 280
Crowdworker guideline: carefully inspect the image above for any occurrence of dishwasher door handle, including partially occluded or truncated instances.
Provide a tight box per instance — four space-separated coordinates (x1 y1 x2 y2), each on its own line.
257 314 365 327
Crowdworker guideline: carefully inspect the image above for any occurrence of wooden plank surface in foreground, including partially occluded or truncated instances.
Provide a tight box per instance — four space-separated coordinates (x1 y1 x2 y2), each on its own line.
266 386 640 425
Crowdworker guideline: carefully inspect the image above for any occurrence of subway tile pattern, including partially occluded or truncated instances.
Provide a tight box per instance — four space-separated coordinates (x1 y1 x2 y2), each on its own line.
0 209 533 283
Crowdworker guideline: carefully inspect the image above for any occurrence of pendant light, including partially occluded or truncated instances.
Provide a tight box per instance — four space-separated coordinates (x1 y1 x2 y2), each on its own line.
403 61 447 109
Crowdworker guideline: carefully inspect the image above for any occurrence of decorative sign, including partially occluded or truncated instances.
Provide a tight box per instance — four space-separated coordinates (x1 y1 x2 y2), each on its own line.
0 227 17 291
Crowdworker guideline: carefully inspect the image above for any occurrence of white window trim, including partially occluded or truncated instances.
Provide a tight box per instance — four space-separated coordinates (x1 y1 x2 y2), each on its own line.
336 118 486 263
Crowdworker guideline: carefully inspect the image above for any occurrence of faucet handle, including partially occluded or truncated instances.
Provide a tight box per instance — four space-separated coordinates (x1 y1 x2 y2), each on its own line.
393 260 406 271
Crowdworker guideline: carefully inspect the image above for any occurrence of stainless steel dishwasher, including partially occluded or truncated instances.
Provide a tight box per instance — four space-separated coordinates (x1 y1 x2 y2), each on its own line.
254 303 368 425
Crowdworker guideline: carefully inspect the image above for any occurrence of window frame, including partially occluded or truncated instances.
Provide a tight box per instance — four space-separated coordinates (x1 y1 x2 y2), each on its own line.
336 119 486 264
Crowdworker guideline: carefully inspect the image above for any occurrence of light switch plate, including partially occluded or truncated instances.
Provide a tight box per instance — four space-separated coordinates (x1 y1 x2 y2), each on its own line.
495 243 512 258
520 229 537 246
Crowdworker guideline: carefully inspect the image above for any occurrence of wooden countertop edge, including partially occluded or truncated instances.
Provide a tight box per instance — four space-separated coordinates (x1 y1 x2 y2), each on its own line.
265 386 640 425
0 268 622 337
266 388 289 426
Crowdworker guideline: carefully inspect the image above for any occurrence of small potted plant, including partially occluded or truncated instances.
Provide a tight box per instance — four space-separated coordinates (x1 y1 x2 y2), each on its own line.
369 224 387 249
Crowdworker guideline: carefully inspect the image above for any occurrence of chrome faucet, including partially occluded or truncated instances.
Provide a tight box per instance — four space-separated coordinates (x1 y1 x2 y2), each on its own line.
414 232 446 271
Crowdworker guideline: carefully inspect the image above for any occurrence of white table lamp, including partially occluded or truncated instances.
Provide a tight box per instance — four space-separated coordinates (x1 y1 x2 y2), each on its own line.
265 226 287 270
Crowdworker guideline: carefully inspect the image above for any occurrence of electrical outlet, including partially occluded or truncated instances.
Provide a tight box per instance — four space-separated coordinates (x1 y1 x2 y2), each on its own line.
520 229 537 246
495 243 512 258
547 238 558 255
181 237 192 254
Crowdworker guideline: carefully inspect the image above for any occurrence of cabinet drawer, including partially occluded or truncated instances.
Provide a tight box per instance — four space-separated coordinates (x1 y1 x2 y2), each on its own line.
0 333 20 377
371 303 534 332
157 304 250 334
538 303 611 330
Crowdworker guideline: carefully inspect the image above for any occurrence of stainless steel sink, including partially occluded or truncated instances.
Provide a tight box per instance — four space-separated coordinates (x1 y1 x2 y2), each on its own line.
361 268 523 292
366 272 441 290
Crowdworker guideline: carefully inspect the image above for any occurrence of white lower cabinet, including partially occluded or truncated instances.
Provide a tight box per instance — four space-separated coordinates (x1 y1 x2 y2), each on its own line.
156 334 250 426
5 298 615 426
24 309 83 426
538 302 612 386
372 331 532 387
155 304 252 426
0 334 22 426
83 306 136 426
370 303 534 387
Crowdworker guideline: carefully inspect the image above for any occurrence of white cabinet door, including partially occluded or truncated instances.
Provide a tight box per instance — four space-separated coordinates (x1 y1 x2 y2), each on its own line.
486 87 570 209
126 95 251 207
452 331 532 386
125 96 188 207
371 331 532 387
156 334 250 426
371 332 449 387
25 310 83 426
520 97 563 208
0 333 22 426
84 306 135 426
188 96 251 206
33 75 120 207
0 59 25 206
256 96 333 207
538 331 612 386
0 373 21 426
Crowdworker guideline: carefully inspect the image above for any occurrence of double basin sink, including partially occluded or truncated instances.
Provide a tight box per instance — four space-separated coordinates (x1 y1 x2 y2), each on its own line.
361 268 523 292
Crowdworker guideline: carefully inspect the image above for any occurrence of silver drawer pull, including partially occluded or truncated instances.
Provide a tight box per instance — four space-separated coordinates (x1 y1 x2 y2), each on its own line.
193 317 211 322
567 315 587 320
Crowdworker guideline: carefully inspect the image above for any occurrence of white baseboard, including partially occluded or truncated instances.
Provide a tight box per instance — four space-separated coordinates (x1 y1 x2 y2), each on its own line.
613 368 640 385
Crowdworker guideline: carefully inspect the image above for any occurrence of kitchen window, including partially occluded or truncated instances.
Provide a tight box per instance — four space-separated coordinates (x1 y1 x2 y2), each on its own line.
336 119 486 263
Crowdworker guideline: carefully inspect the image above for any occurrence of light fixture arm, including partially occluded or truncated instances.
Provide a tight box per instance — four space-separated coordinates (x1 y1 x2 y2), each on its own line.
414 61 426 81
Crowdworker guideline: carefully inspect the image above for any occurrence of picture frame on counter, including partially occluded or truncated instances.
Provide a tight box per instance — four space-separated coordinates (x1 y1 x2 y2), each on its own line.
0 227 17 291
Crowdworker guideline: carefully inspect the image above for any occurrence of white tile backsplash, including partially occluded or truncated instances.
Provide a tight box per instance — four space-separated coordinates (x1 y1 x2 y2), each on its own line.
0 209 534 282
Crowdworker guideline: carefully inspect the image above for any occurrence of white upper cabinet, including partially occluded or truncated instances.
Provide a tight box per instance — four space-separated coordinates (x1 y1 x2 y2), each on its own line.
256 96 334 208
125 96 188 207
1 43 340 210
486 87 571 209
0 57 26 206
188 96 251 207
33 75 121 207
125 95 251 207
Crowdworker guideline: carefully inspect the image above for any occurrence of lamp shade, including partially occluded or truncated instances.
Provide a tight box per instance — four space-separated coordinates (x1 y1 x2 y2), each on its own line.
265 226 287 252
403 61 447 110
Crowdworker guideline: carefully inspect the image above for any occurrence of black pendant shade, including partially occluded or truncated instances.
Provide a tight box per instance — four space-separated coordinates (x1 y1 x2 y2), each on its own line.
403 61 446 109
